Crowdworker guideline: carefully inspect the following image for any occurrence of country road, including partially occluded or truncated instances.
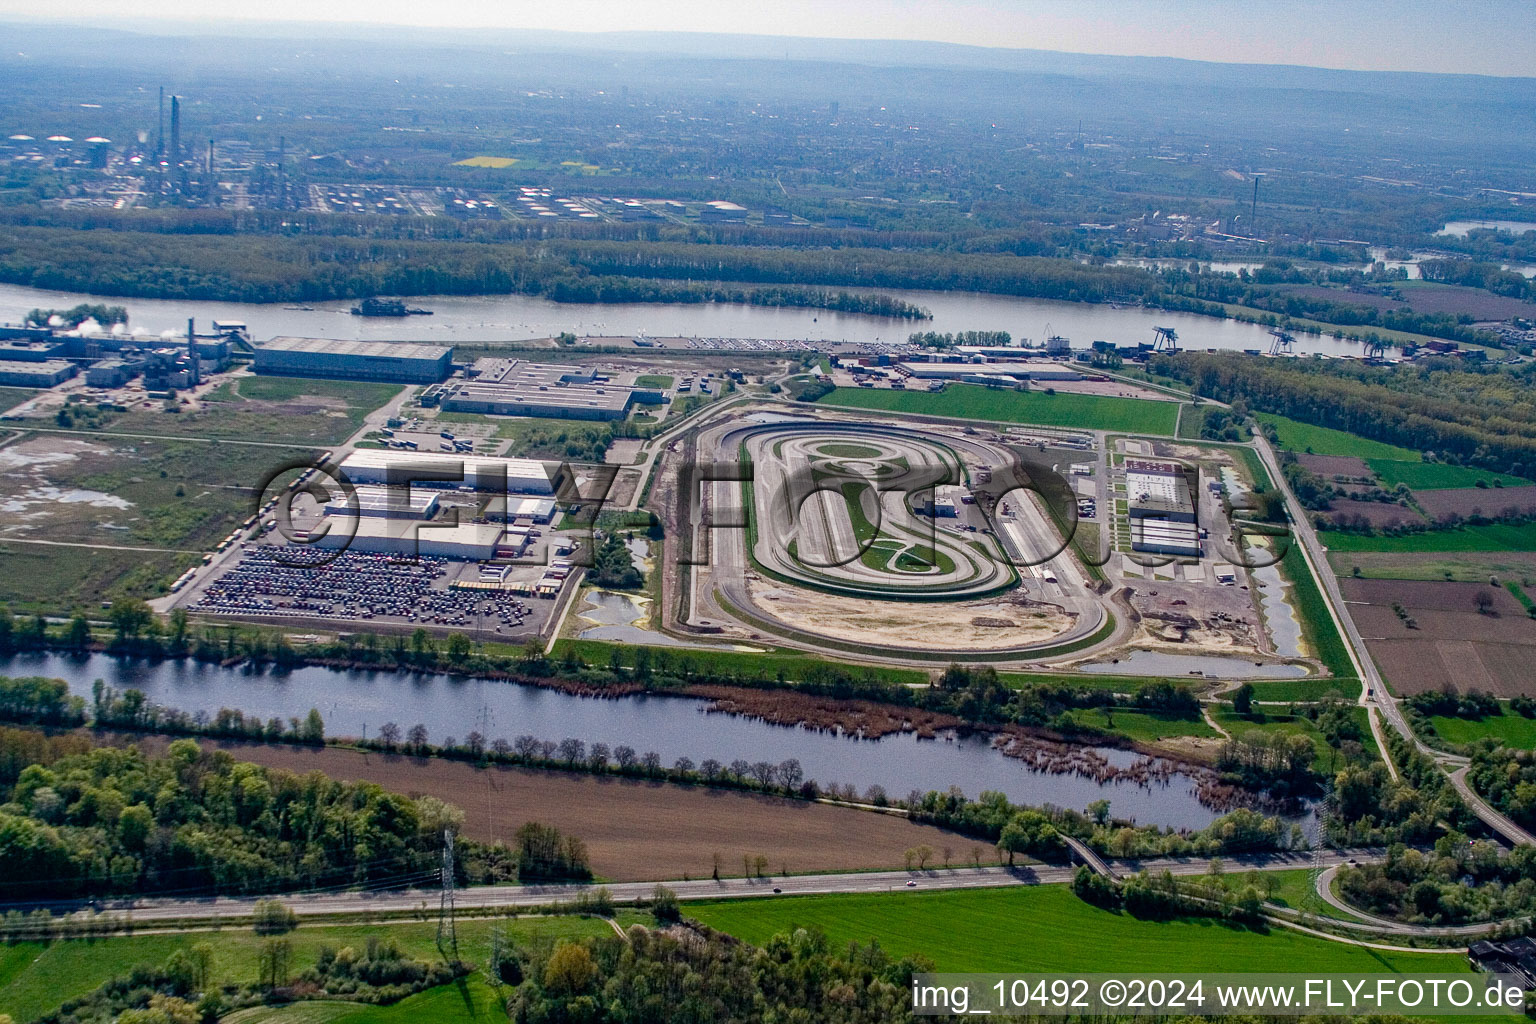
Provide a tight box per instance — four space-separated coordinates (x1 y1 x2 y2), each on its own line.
21 850 1372 925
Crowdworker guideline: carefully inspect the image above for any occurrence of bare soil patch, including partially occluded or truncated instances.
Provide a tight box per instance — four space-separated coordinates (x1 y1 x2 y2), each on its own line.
1414 487 1536 520
131 737 994 880
1296 454 1376 481
1341 578 1536 695
1317 499 1425 530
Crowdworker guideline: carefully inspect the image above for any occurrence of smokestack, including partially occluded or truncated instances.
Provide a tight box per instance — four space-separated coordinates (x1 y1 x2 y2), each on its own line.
187 318 200 386
170 95 181 165
207 138 214 176
277 135 286 210
157 86 165 161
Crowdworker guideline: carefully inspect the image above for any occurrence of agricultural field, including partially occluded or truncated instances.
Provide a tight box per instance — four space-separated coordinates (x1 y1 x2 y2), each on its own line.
1319 523 1536 553
1257 413 1422 461
1294 453 1374 481
1427 711 1536 748
1332 549 1536 583
1319 497 1425 530
454 155 519 167
1414 485 1536 519
687 885 1467 974
1368 459 1531 491
1340 578 1536 696
1245 677 1360 702
147 738 1001 880
815 385 1180 435
0 916 614 1024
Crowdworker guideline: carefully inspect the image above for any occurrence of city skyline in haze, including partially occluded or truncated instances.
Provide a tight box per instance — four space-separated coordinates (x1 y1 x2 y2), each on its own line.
1 0 1533 78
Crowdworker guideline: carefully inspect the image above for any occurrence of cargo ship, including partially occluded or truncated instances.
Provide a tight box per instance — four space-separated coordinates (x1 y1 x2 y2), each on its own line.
349 297 434 317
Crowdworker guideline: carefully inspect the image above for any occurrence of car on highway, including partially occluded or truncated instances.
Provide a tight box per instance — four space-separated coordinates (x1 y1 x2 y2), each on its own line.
905 879 917 887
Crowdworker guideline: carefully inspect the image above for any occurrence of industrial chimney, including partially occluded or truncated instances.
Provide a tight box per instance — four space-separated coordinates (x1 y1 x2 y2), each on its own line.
187 318 200 387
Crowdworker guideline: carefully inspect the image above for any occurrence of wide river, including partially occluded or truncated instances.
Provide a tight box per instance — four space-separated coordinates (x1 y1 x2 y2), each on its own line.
0 281 1368 357
0 650 1237 830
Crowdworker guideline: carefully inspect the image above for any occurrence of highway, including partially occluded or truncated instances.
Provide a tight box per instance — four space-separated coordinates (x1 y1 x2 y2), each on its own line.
27 850 1373 925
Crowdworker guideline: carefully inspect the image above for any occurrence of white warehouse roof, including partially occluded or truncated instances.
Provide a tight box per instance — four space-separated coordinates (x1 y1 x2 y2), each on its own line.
338 450 555 494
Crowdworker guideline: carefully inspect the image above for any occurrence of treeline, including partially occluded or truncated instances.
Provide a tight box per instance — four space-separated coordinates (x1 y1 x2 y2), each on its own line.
1336 839 1536 926
0 223 1166 306
1419 258 1536 301
23 302 128 327
1469 746 1536 830
909 330 1011 348
1154 352 1536 477
0 736 468 899
38 938 469 1024
1332 731 1475 847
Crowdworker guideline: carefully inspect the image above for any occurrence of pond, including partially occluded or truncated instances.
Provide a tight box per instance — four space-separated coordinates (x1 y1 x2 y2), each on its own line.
0 650 1238 829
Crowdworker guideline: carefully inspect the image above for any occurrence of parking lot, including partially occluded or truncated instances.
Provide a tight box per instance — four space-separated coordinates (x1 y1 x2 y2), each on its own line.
180 541 564 641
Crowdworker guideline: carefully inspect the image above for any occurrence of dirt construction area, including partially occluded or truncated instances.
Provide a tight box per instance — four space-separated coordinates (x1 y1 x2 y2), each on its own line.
157 739 999 881
1342 578 1536 695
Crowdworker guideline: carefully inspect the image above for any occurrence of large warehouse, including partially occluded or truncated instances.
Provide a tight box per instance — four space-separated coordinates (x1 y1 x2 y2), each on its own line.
254 337 453 384
1125 459 1200 557
314 519 518 559
0 360 77 387
433 357 664 421
338 450 557 494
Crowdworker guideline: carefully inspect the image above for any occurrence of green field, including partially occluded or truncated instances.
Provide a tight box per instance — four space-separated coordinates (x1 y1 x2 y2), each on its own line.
688 886 1466 974
1367 459 1530 490
1333 550 1536 583
1062 708 1219 742
1428 712 1536 748
633 374 675 389
816 386 1179 435
1214 705 1378 770
1246 677 1360 702
0 916 615 1023
1256 413 1422 461
0 386 35 414
222 976 507 1023
1279 542 1355 678
1319 523 1536 553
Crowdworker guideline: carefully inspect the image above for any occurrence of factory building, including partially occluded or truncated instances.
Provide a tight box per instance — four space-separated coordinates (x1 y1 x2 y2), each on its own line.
254 337 453 384
434 357 661 421
324 484 441 519
0 360 77 388
0 339 71 362
338 450 557 495
85 359 136 388
1126 459 1200 557
314 518 519 560
485 494 559 524
898 361 1083 382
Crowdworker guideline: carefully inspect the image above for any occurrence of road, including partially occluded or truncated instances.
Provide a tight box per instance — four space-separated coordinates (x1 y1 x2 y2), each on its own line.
32 850 1372 925
1310 864 1515 936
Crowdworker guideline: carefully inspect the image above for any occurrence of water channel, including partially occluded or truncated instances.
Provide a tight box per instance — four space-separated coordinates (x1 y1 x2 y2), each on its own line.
0 281 1370 357
0 649 1239 830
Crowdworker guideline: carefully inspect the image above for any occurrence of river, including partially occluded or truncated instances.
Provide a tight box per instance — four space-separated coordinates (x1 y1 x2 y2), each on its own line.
0 281 1369 357
0 649 1238 830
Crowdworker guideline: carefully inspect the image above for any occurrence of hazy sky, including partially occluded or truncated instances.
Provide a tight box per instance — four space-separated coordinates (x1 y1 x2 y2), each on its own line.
5 0 1534 77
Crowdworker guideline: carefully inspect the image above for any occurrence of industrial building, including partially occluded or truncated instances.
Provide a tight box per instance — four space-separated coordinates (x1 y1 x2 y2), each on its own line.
338 449 557 495
254 337 453 384
324 484 441 519
1125 459 1200 557
313 518 522 560
915 485 964 517
486 494 559 524
432 357 664 421
898 361 1083 382
0 339 70 362
85 359 134 388
0 360 77 388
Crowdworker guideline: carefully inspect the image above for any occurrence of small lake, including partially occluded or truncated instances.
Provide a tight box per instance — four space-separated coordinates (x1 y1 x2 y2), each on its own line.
1436 220 1536 238
0 650 1238 829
